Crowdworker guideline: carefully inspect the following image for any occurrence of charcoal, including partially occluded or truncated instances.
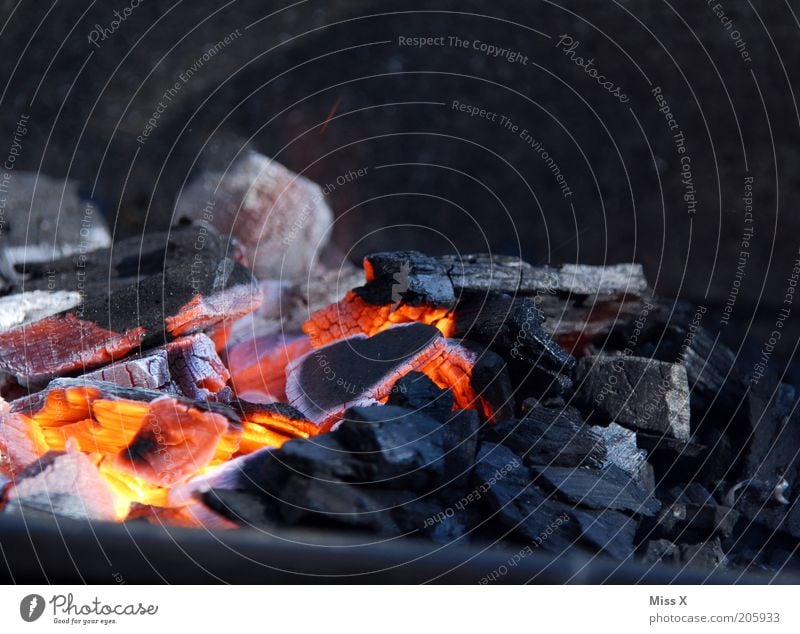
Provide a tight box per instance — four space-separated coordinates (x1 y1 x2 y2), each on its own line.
175 152 333 280
387 371 454 421
11 224 213 295
2 450 119 522
642 539 680 565
277 475 404 534
336 405 447 488
0 235 261 385
224 331 312 402
83 351 172 391
591 422 655 493
286 323 445 425
743 382 800 487
485 406 605 469
359 251 649 304
0 173 110 269
683 504 740 539
279 434 362 482
202 488 281 528
453 292 575 381
165 333 231 399
570 507 637 561
461 341 515 421
438 409 481 488
530 465 662 517
576 355 691 441
678 538 727 570
472 443 579 553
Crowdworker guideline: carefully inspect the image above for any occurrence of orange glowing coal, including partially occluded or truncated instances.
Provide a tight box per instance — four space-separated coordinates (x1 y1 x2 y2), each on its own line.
0 386 318 521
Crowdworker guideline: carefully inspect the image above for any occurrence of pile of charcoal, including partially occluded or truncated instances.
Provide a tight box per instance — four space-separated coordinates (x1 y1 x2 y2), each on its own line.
0 156 797 579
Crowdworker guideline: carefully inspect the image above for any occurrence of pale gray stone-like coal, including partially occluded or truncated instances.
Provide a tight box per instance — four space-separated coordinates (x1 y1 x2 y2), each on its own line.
2 450 119 522
82 333 230 399
576 355 691 441
590 422 655 494
0 172 111 270
175 152 333 281
0 290 82 333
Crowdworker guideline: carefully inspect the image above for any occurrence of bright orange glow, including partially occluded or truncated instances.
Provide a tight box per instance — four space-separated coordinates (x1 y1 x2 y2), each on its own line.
4 385 322 522
303 291 455 348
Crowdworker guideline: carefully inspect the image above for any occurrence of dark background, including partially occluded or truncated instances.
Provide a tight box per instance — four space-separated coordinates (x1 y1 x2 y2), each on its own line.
1 0 798 359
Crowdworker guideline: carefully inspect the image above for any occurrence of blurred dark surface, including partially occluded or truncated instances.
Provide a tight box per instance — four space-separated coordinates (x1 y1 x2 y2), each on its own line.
0 0 799 359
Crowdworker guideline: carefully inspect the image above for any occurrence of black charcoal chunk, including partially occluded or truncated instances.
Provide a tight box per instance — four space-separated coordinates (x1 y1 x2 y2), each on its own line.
531 465 661 517
336 405 447 488
485 406 604 469
285 323 443 423
744 383 800 488
576 355 691 441
678 538 727 570
387 371 454 421
472 443 578 552
642 539 680 565
454 292 575 380
570 507 637 561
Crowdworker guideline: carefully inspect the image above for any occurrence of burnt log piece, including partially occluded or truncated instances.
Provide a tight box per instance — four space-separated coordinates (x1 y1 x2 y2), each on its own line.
175 152 333 281
286 323 510 427
357 252 650 352
569 507 638 561
484 405 605 469
0 245 261 385
530 465 662 517
1 449 120 522
360 251 649 305
576 355 691 441
387 371 454 422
